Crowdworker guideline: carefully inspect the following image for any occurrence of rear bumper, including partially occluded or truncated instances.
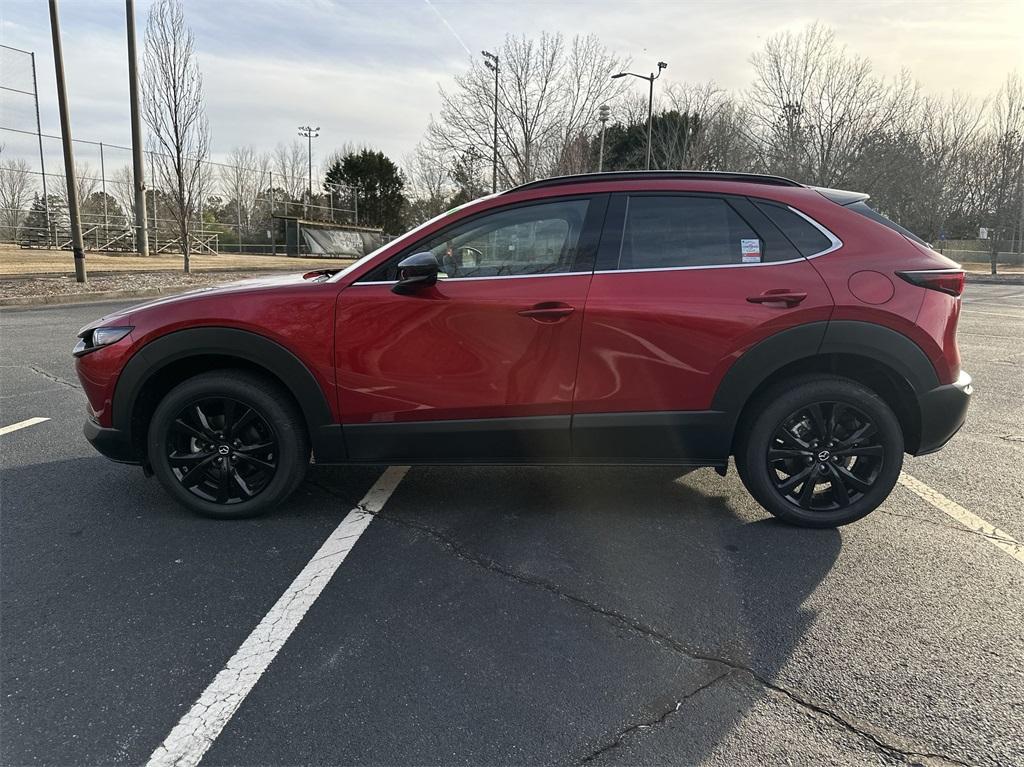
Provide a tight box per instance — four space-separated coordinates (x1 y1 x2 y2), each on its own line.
83 419 140 465
915 370 972 455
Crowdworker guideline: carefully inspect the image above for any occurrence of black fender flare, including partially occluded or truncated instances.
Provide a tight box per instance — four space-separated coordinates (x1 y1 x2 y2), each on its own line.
817 320 939 393
113 327 344 461
712 320 938 436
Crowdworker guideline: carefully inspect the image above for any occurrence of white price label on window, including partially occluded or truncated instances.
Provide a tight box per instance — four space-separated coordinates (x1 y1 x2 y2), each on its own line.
741 238 762 263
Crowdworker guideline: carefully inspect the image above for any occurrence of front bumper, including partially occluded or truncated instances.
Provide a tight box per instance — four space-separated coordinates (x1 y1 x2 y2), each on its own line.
83 419 140 464
915 370 972 455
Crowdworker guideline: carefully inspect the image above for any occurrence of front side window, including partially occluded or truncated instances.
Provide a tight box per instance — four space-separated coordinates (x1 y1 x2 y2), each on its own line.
369 199 590 281
618 196 762 270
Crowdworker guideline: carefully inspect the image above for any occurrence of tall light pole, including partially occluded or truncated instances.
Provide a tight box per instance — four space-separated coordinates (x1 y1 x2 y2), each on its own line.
482 50 499 193
612 61 667 170
48 0 86 282
597 104 611 172
125 0 149 257
298 125 319 217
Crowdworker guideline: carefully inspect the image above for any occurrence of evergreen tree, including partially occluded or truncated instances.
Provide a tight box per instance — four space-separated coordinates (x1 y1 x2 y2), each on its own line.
323 149 407 234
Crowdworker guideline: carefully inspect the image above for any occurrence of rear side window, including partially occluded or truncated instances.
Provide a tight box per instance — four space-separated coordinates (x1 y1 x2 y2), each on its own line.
618 196 763 270
846 201 929 247
752 200 833 256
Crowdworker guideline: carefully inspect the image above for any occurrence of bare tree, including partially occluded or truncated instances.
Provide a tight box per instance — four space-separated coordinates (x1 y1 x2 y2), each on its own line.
0 154 35 242
428 32 627 186
976 73 1024 272
142 0 210 271
658 81 754 170
403 142 455 223
272 140 307 208
71 161 100 211
745 23 914 186
110 165 137 231
218 146 270 241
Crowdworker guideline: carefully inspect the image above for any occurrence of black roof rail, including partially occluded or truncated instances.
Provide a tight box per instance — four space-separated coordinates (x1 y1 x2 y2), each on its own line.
505 170 804 194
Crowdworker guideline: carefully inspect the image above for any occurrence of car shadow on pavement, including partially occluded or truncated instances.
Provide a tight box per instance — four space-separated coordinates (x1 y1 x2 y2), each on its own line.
312 463 844 762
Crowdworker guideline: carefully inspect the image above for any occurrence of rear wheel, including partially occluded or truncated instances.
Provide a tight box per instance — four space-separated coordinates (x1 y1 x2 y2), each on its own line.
736 376 903 527
147 370 309 519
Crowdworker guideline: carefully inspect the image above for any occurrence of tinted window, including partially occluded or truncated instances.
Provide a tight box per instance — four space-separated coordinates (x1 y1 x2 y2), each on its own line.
618 196 761 269
847 201 929 247
369 199 590 281
752 200 833 256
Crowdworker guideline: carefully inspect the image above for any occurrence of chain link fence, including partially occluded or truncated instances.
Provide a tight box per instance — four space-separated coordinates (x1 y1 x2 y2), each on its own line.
2 45 382 264
1 125 383 259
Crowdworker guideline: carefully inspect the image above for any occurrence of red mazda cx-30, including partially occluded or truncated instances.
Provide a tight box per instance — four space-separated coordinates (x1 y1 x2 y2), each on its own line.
74 171 971 527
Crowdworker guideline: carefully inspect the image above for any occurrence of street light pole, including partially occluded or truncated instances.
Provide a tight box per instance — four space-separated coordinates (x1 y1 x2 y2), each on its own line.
597 104 610 172
611 61 667 171
48 0 86 283
298 125 319 217
482 50 499 193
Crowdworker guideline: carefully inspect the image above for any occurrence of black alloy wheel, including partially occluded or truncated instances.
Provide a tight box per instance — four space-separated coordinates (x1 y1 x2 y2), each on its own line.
736 375 903 527
167 397 278 505
768 402 884 512
148 370 309 519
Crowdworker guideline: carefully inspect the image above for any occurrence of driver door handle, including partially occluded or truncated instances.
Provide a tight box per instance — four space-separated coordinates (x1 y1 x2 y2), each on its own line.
517 302 576 322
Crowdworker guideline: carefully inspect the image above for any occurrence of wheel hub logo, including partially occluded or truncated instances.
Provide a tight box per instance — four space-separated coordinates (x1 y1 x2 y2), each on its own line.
818 450 831 461
218 445 231 455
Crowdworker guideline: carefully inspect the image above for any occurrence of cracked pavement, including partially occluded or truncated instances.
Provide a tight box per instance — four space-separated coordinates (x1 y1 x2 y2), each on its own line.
2 285 1023 766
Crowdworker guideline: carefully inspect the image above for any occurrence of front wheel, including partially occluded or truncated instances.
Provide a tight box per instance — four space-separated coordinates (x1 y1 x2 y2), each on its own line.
736 376 903 527
147 370 309 519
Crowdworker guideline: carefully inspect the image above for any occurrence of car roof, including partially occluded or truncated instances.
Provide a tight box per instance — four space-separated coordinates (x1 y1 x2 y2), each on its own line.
505 170 804 194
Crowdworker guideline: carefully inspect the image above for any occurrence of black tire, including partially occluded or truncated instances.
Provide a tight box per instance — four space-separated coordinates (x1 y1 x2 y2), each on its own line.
147 369 309 519
736 375 903 528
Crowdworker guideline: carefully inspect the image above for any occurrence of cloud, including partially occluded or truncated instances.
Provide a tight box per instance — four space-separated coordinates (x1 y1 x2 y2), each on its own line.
2 0 1020 166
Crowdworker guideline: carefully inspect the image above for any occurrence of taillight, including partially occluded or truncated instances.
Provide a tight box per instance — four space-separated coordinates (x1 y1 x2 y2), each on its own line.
896 269 965 297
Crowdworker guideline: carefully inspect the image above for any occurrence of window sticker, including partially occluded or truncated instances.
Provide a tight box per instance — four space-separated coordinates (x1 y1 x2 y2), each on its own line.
741 238 762 264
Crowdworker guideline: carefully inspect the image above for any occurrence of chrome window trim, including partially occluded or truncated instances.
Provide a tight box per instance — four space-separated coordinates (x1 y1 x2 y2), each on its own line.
784 205 843 257
593 203 843 275
349 201 844 283
350 271 584 286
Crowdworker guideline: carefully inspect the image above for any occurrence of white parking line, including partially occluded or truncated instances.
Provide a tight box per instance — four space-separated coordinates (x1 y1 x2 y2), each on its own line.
146 465 410 767
899 472 1024 564
0 417 50 435
962 309 1024 320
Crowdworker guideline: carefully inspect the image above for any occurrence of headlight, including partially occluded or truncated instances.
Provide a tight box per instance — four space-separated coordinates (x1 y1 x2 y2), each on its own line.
73 326 133 357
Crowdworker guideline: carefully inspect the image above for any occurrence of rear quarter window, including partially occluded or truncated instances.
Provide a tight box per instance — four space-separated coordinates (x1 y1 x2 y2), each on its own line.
752 200 833 256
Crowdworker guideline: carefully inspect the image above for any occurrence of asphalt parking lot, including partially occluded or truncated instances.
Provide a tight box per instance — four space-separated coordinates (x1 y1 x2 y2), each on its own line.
1 284 1022 767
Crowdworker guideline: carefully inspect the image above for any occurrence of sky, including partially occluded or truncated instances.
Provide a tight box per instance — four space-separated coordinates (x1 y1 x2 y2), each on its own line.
1 0 1022 172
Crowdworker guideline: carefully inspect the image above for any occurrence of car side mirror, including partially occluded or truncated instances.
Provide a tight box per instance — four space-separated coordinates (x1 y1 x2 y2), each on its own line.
392 252 440 295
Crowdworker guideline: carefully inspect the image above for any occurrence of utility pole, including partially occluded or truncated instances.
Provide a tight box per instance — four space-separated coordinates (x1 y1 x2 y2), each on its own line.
25 51 53 246
612 61 667 170
125 0 149 256
298 125 319 217
48 0 86 282
482 50 499 193
597 104 610 172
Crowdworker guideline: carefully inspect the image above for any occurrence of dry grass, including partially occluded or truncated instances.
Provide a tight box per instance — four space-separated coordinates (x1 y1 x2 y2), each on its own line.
0 244 352 277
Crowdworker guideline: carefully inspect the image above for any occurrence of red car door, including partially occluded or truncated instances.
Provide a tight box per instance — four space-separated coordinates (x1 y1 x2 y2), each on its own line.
573 192 835 461
335 195 607 461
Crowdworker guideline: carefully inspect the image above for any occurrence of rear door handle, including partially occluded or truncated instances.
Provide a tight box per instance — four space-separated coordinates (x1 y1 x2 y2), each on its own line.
746 290 807 307
517 302 576 322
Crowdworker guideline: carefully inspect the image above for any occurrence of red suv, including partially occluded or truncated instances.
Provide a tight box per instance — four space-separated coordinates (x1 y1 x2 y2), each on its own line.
74 171 971 527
